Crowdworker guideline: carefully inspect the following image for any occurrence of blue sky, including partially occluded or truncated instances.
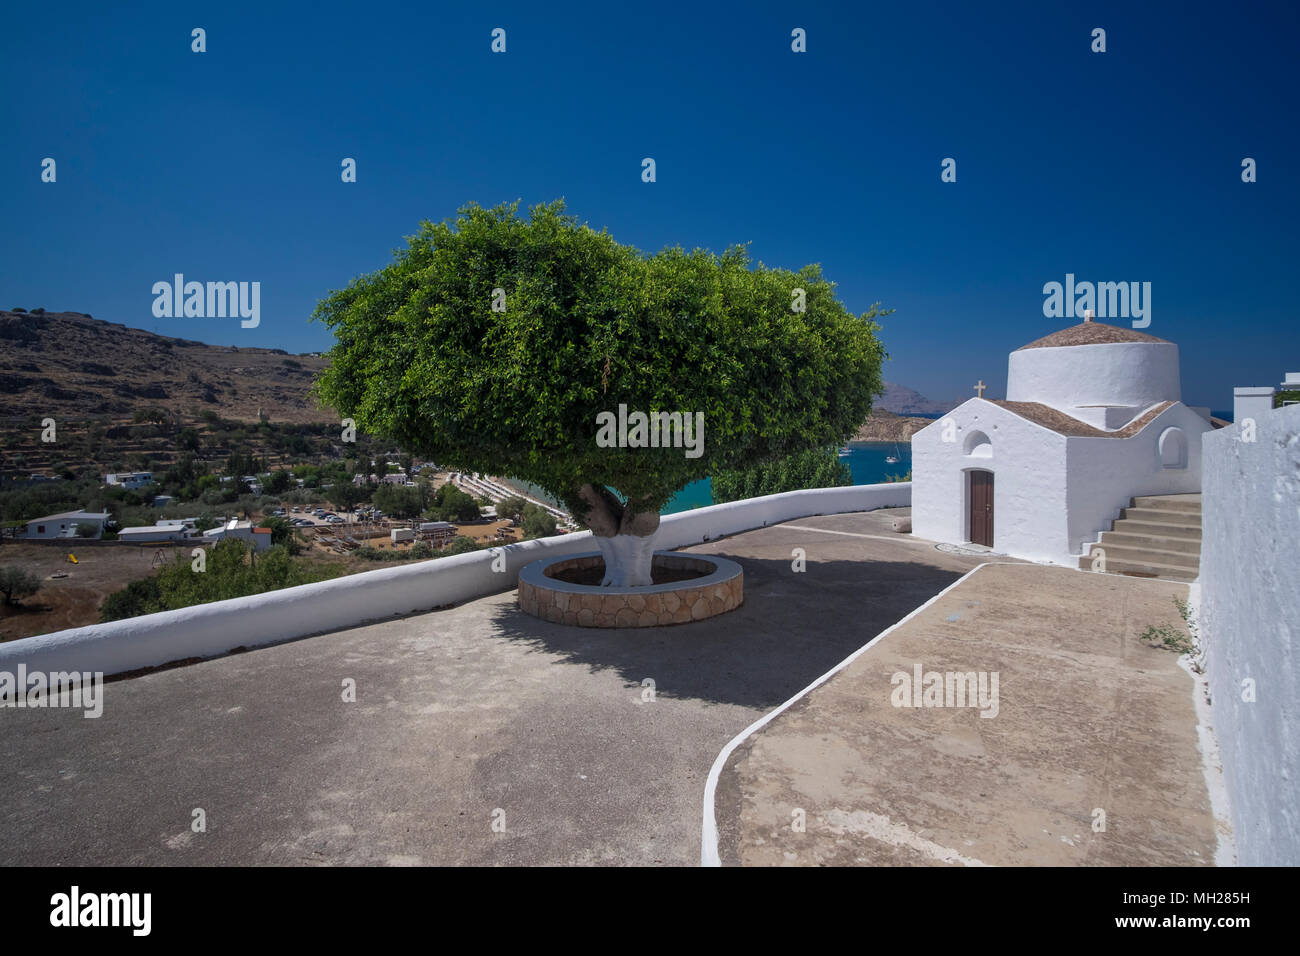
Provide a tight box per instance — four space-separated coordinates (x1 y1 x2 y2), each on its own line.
3 0 1296 411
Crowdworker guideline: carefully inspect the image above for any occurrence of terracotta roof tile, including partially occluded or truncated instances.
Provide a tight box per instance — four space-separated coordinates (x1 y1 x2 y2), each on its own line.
1016 322 1171 350
986 400 1175 437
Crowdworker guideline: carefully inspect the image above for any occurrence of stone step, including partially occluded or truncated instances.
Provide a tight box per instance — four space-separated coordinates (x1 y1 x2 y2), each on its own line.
1119 506 1203 527
1078 552 1200 582
1085 542 1200 571
1114 519 1201 540
1100 530 1203 555
1130 494 1202 513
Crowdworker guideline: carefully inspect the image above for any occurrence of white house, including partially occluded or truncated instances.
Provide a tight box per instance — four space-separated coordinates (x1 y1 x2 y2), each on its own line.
117 518 201 544
201 519 273 552
105 472 153 489
25 510 110 539
911 319 1219 565
118 526 191 544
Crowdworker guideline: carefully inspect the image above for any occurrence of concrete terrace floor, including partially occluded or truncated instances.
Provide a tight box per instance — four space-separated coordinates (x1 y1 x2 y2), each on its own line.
713 563 1219 866
0 510 1217 866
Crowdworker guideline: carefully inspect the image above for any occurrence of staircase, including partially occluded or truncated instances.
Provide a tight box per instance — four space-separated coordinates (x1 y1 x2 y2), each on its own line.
1079 494 1202 582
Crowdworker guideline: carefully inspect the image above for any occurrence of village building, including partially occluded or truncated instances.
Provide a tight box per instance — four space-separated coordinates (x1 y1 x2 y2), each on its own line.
24 510 110 539
104 472 154 489
201 518 273 552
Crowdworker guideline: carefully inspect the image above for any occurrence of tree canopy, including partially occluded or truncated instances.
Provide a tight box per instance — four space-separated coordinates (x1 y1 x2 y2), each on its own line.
313 200 887 530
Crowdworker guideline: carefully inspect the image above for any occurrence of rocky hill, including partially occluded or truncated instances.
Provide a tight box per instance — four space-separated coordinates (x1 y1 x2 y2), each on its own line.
0 310 332 425
877 382 956 417
852 409 934 442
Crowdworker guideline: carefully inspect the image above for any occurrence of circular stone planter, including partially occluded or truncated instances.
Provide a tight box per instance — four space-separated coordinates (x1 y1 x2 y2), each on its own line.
518 551 743 628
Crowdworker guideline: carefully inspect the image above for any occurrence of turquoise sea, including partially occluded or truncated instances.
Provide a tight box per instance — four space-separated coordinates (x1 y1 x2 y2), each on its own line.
660 441 913 515
500 441 913 517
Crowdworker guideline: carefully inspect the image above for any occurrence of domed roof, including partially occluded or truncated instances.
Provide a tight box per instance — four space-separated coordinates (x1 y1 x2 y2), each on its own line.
1016 322 1170 351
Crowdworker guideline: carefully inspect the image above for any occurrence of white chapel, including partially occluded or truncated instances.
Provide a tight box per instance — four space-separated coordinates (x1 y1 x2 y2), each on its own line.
911 317 1221 566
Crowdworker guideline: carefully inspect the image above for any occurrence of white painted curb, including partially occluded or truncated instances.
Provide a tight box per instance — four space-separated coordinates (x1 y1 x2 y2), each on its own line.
699 561 998 867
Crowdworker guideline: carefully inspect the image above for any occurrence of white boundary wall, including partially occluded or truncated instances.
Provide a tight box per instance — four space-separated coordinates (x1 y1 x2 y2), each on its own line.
0 482 911 678
1199 406 1300 866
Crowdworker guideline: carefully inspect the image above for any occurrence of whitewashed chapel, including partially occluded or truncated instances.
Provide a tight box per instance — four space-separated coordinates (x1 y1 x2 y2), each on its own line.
911 318 1219 565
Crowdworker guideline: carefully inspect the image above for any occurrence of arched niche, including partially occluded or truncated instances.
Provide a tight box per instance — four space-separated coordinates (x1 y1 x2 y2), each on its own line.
1158 426 1188 469
963 429 993 458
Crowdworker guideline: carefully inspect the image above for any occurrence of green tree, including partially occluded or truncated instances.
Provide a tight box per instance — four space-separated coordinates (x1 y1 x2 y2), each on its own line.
177 427 201 453
372 483 428 518
313 200 887 585
328 479 368 513
440 536 481 555
99 577 164 621
226 448 260 480
521 503 557 539
261 516 303 555
426 484 480 522
712 446 853 504
0 566 41 605
496 495 529 522
99 540 340 622
263 470 293 495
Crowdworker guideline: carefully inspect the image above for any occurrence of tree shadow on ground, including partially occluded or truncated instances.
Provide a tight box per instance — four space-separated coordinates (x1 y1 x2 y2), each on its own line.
485 552 968 711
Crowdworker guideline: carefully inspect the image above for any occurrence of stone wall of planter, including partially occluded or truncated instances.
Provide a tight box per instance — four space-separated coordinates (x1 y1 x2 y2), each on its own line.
518 553 743 627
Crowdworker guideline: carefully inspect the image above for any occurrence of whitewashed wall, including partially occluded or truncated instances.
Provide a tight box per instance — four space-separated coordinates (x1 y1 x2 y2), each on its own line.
1007 342 1181 409
1065 403 1211 556
1200 404 1300 866
911 401 1070 563
0 482 911 677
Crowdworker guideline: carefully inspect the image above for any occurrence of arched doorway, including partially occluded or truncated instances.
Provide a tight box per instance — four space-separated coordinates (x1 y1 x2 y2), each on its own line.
968 470 994 547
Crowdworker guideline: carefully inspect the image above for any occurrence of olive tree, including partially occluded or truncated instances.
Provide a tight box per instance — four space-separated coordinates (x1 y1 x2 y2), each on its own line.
313 201 886 586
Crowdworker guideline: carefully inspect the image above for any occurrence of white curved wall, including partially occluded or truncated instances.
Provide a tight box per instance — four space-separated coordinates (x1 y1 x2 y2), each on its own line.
1007 342 1181 410
0 482 911 677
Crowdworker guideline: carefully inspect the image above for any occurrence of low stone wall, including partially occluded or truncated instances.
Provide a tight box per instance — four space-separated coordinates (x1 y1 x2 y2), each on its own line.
519 552 742 627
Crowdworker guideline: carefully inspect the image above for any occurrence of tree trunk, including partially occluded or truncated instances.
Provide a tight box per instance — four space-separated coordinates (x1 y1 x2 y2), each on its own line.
576 484 660 588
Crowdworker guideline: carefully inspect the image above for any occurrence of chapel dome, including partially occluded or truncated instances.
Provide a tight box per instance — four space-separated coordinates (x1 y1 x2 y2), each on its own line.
1006 321 1181 410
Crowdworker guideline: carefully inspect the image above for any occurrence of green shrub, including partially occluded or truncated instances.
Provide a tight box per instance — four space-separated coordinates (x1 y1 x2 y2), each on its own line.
0 565 41 605
712 446 852 503
99 539 342 622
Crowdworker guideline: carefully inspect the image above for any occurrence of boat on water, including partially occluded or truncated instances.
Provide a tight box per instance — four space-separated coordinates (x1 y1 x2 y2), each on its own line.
885 441 903 464
838 446 851 457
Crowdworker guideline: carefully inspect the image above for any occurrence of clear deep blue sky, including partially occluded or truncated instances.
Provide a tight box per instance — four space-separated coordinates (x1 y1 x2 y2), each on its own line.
3 0 1296 411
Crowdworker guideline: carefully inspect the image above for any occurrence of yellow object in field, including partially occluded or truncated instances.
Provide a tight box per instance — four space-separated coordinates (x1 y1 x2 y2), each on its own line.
67 553 78 564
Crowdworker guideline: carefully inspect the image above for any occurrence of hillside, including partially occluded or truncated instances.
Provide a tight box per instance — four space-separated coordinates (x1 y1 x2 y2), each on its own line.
0 310 332 425
877 382 956 417
852 409 934 442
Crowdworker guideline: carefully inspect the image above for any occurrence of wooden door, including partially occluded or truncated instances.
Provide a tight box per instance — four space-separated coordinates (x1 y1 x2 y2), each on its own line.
969 471 994 547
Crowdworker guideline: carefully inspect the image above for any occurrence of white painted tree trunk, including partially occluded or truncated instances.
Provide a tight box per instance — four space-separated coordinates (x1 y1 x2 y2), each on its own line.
594 532 657 588
576 483 662 588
